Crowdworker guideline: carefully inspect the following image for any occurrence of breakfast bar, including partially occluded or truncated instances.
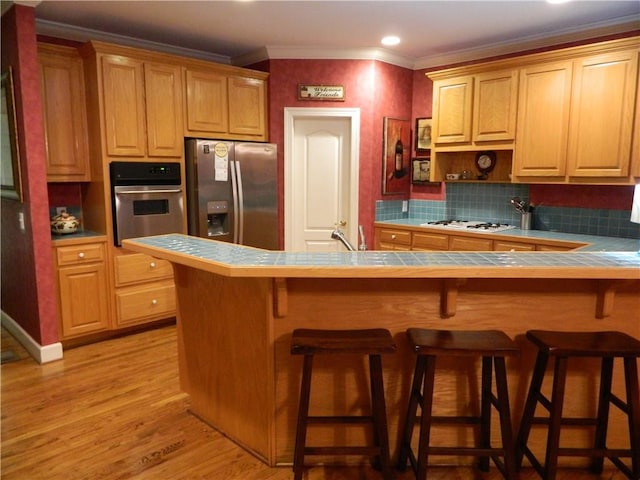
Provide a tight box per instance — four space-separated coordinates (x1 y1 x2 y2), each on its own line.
122 234 639 468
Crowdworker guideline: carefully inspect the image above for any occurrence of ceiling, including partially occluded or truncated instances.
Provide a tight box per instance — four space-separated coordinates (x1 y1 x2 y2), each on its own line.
12 1 640 69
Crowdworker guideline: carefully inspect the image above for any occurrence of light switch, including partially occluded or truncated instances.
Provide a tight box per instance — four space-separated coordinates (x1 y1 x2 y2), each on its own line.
402 200 408 212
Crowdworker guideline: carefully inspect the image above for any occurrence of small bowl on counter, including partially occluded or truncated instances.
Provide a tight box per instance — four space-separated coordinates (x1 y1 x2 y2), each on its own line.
51 212 80 235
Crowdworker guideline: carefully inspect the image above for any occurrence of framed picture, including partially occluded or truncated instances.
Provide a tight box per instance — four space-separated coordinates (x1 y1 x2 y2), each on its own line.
1 67 22 201
382 117 411 195
415 117 432 153
412 158 431 184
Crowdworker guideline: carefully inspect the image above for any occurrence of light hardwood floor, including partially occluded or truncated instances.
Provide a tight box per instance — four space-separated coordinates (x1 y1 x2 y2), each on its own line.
0 325 628 480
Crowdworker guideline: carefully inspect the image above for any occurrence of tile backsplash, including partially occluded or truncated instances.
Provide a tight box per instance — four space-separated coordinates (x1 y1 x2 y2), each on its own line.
376 183 640 239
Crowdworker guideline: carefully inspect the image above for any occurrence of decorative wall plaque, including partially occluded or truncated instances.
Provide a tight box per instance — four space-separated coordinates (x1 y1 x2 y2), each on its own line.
298 84 345 101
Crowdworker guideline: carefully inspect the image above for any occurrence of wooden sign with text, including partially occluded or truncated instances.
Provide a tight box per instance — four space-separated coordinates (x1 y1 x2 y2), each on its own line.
298 84 345 101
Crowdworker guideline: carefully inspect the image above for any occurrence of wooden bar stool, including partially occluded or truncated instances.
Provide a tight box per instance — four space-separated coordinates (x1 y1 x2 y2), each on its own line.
290 328 396 480
516 330 640 480
397 328 520 480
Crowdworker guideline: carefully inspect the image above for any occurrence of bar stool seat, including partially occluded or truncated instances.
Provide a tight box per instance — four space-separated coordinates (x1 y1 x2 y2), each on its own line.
290 328 396 480
397 328 520 480
516 330 640 480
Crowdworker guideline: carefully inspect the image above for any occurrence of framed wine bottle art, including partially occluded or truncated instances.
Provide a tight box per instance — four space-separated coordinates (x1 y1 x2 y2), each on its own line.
382 117 411 195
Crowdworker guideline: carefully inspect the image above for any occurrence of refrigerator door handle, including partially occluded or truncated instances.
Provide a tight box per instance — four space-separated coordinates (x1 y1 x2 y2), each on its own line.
230 160 240 244
234 160 244 245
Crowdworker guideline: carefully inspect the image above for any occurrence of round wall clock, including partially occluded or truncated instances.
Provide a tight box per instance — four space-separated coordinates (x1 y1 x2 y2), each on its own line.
475 151 496 179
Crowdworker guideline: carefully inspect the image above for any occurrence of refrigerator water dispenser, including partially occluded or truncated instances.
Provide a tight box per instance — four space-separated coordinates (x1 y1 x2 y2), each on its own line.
207 200 228 237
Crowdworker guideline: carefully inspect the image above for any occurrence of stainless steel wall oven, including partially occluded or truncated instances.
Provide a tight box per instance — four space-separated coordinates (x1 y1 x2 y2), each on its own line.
110 162 184 246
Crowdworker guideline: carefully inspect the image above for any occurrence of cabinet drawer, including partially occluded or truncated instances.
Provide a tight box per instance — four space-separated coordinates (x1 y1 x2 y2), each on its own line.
449 235 493 251
115 283 175 325
412 232 449 250
114 253 173 286
494 240 535 251
56 243 105 266
378 229 411 246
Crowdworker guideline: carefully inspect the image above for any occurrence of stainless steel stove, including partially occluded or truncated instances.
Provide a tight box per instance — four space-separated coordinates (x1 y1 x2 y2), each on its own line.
420 220 517 233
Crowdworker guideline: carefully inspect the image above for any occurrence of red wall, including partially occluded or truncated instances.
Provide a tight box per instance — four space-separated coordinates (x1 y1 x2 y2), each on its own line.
263 58 414 245
1 5 59 345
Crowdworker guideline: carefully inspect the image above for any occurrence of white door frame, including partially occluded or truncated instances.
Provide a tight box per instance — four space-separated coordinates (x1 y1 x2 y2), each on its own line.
284 107 360 251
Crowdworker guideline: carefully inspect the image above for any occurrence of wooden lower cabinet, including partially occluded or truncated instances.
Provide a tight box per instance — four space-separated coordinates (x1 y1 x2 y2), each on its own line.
112 251 176 327
494 240 536 251
449 235 493 251
374 228 411 250
375 224 581 252
54 241 110 339
114 280 175 327
412 231 448 250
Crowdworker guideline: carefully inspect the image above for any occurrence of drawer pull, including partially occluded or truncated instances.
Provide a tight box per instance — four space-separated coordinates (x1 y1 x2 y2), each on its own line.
391 234 396 240
151 299 158 306
78 252 85 259
149 262 156 268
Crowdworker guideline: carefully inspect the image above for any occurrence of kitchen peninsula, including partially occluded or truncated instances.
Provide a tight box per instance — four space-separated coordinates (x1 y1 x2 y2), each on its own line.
122 234 639 468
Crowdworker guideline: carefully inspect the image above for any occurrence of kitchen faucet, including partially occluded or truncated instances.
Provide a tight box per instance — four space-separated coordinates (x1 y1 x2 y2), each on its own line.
330 227 357 251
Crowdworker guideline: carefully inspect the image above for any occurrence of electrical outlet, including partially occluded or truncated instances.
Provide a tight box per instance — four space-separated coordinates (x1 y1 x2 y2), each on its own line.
402 200 408 212
56 206 67 215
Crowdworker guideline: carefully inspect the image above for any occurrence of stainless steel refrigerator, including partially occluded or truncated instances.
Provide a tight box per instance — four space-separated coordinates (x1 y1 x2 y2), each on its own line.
185 139 278 250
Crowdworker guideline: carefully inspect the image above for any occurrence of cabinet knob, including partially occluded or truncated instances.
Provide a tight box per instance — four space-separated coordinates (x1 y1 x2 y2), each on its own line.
150 262 156 268
151 299 158 306
391 234 396 240
78 252 85 259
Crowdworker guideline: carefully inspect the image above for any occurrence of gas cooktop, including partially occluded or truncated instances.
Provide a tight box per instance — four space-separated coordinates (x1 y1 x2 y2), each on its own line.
420 220 517 233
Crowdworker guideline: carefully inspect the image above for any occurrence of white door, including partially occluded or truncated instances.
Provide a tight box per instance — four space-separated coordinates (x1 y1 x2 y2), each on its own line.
284 108 360 251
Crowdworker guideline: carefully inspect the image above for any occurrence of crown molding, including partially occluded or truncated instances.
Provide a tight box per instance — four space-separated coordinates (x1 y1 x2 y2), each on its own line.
34 18 231 65
233 45 415 69
414 15 640 70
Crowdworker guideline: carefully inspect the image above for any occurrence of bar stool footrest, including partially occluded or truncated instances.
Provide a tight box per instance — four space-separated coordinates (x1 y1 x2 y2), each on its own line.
428 446 505 457
307 415 373 425
305 446 381 456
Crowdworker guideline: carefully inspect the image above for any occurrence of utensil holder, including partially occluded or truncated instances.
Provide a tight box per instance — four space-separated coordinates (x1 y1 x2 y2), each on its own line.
520 212 532 230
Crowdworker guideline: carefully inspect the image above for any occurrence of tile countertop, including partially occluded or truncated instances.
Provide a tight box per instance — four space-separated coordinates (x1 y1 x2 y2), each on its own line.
122 234 640 280
376 219 640 252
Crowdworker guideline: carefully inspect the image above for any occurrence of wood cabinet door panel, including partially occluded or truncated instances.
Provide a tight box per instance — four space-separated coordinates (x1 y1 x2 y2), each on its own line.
39 46 90 181
567 50 638 177
228 76 266 137
185 69 228 134
432 76 473 144
473 69 518 142
101 55 146 156
494 240 535 251
144 63 183 157
449 235 493 251
58 263 110 338
412 232 449 250
114 253 174 286
56 243 105 266
115 283 176 326
514 61 572 177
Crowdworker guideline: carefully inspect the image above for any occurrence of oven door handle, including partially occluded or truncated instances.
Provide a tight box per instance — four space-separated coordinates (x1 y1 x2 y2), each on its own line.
115 188 182 195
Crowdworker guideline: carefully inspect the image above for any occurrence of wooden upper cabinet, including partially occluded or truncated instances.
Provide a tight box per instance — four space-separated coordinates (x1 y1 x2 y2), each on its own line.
566 50 639 178
101 55 147 157
144 63 184 157
473 69 518 142
38 44 90 182
432 76 473 144
513 61 573 177
184 68 229 135
228 76 266 137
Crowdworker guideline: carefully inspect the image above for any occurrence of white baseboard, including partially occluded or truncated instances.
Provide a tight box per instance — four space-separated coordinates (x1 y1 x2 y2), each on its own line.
1 311 63 364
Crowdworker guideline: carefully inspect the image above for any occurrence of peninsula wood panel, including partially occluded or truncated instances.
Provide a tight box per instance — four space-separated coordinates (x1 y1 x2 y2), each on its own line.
166 258 640 467
173 265 273 463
